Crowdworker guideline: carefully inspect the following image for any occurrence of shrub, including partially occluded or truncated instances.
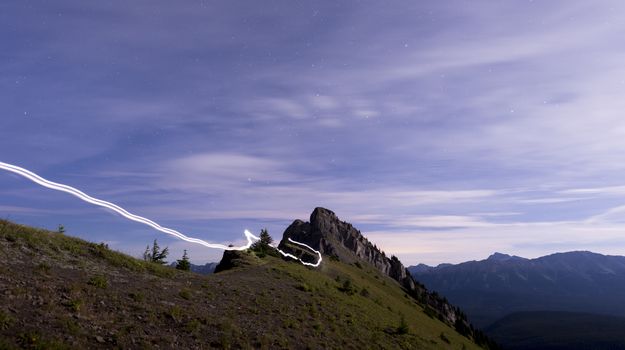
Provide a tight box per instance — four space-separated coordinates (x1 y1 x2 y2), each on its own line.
295 283 313 292
454 318 471 337
129 292 145 302
0 310 13 330
37 262 51 273
338 279 356 295
176 250 191 271
186 319 201 334
67 299 82 312
167 306 183 323
396 315 409 335
440 332 451 344
424 306 437 319
88 275 108 289
179 288 192 300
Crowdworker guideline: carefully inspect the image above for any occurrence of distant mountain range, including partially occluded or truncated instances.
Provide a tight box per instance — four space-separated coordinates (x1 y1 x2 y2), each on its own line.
409 251 625 327
168 261 218 274
409 251 625 349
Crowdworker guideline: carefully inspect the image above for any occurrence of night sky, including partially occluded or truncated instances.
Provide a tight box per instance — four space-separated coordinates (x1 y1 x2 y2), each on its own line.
3 1 625 265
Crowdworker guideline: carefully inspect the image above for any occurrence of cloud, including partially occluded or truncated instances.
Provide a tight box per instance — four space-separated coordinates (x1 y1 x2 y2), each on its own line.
515 197 588 204
166 152 290 186
562 186 625 196
6 1 625 266
258 98 309 120
353 214 493 229
366 219 625 265
586 205 625 224
0 205 52 215
309 94 339 110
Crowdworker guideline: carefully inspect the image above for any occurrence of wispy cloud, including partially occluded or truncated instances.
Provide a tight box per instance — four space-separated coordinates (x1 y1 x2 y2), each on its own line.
515 197 588 204
586 205 625 224
4 1 625 265
366 219 625 265
562 186 625 196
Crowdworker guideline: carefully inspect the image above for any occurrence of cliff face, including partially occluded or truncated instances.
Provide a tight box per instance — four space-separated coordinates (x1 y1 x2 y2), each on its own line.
278 207 471 328
279 207 416 291
212 207 495 347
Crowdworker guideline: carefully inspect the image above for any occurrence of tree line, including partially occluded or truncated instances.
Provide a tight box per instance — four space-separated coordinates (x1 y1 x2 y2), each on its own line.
142 228 275 270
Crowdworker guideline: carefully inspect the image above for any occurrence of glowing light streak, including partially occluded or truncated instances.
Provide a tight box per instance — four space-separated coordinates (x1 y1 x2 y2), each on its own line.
276 238 323 267
0 161 322 266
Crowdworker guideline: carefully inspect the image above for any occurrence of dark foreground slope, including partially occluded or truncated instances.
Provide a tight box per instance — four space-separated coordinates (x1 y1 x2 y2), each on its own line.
0 219 482 349
486 311 625 350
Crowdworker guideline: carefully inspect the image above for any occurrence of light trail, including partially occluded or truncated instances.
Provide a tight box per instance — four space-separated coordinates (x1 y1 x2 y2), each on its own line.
0 161 322 266
276 238 323 267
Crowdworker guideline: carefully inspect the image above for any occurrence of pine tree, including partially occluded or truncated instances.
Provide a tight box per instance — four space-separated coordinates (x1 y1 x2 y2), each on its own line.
143 239 169 264
143 245 151 261
259 229 273 246
176 250 191 271
151 239 160 262
250 228 274 257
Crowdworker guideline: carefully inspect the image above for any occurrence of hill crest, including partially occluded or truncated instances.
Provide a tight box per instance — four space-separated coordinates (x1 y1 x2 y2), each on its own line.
0 218 489 349
273 207 497 347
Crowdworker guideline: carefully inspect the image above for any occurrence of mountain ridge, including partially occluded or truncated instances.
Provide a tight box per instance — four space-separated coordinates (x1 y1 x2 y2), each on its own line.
168 261 218 274
271 207 497 347
408 250 625 327
0 218 490 349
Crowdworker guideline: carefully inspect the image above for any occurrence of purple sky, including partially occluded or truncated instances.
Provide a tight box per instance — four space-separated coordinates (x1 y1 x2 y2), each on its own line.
3 1 625 265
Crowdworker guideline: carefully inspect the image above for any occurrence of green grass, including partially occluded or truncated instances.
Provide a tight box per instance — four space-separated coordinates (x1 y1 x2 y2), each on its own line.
0 220 176 278
88 275 108 289
0 310 13 330
0 219 484 349
17 331 70 350
178 288 192 300
267 254 483 349
65 299 83 312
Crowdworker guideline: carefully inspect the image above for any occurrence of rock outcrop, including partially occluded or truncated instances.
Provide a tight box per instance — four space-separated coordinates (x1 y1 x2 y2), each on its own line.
211 207 493 346
278 207 470 330
214 250 253 273
279 207 416 291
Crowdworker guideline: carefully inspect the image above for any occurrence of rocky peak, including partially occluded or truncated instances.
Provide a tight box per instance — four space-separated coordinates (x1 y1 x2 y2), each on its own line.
214 207 476 339
214 250 256 273
279 207 417 293
487 252 527 263
277 208 474 328
487 252 512 261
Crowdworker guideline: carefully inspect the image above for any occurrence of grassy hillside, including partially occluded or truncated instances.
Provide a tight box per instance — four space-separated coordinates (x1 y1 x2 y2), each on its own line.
486 311 625 350
0 219 483 349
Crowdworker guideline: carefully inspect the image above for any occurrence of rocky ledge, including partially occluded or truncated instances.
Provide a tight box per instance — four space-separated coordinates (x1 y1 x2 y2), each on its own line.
278 207 469 329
